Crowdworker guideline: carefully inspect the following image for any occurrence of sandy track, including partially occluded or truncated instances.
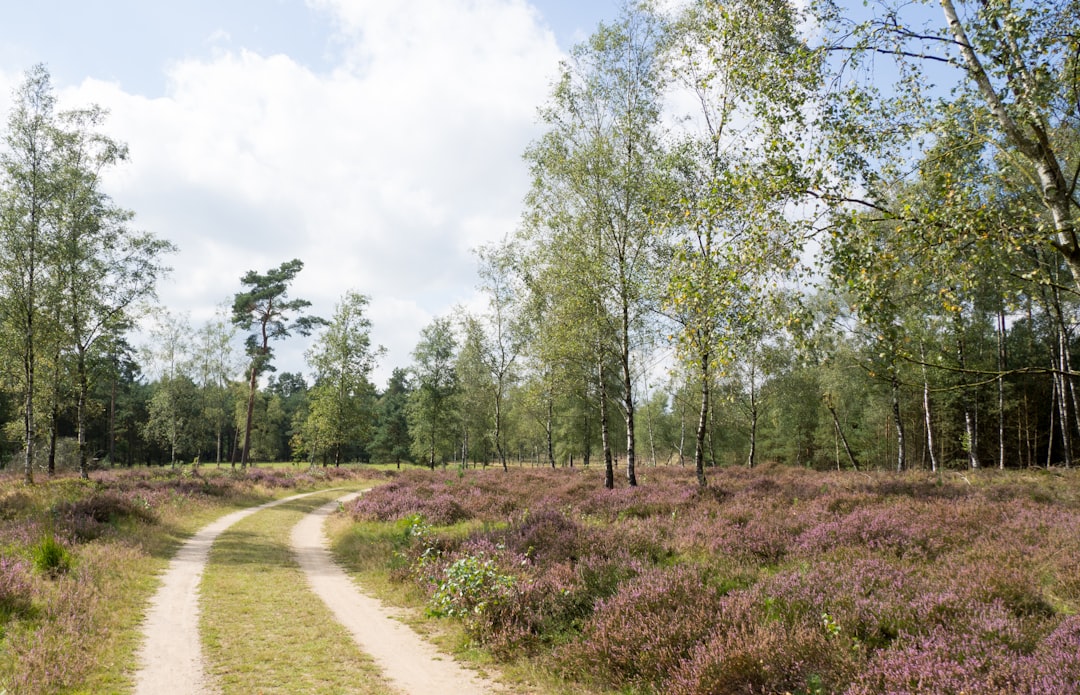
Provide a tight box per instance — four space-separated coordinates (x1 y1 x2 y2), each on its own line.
292 493 501 695
132 490 325 695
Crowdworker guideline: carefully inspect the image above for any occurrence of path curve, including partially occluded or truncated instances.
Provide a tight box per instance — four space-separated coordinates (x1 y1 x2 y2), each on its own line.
133 489 328 695
292 493 501 695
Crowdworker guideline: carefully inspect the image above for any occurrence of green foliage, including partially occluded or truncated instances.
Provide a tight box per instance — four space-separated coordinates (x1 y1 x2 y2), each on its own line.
31 535 72 577
370 368 413 465
407 317 459 468
427 554 516 620
299 291 380 465
231 259 323 465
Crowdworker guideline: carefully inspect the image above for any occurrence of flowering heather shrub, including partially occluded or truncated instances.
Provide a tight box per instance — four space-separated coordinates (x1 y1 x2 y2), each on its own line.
666 613 846 695
1 564 100 695
347 464 1080 694
707 499 803 563
0 556 31 619
349 475 472 525
792 498 988 560
848 621 1022 695
469 550 651 657
757 555 920 650
491 508 590 566
575 481 704 521
478 560 579 655
1010 615 1080 694
566 564 727 690
53 491 157 541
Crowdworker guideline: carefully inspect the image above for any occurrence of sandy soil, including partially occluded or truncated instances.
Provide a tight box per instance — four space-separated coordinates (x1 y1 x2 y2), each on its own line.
132 490 324 695
133 489 501 695
291 493 502 695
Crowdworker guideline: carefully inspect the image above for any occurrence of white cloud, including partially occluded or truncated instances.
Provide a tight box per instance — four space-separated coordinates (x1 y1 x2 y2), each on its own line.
49 1 563 388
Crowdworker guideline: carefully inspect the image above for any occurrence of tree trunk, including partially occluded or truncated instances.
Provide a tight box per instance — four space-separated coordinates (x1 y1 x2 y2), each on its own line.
599 360 614 490
997 308 1006 469
825 395 859 471
547 397 556 469
1055 358 1073 468
920 343 939 473
77 350 90 480
23 325 35 485
677 407 686 467
621 307 637 487
695 351 709 487
242 361 259 467
747 378 758 469
428 422 436 470
891 372 906 472
1047 378 1057 468
495 387 507 471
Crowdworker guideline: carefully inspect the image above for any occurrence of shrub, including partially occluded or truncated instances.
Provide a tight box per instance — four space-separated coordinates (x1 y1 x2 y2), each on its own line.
427 553 516 631
667 617 848 695
350 478 471 525
0 556 32 619
494 508 588 566
566 564 725 691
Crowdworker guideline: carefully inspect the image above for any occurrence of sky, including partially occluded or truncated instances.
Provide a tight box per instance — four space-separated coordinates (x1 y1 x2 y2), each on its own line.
0 0 619 388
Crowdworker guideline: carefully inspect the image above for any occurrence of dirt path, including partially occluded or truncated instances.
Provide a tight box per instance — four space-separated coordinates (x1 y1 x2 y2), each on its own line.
134 489 500 695
291 493 502 695
132 490 325 695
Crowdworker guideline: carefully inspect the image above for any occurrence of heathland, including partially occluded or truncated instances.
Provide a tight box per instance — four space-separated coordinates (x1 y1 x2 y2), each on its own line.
3 463 1079 694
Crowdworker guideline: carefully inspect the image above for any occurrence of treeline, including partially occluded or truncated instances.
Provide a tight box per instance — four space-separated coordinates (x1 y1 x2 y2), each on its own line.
4 0 1079 486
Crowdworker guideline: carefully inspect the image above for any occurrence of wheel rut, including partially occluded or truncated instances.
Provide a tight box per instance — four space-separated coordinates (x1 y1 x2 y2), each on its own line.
133 489 500 695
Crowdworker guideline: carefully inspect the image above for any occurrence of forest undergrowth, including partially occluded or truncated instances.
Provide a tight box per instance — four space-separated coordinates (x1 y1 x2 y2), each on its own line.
0 464 385 695
345 464 1080 695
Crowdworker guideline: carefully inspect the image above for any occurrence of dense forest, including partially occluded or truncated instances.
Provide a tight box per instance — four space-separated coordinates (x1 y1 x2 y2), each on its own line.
2 0 1078 485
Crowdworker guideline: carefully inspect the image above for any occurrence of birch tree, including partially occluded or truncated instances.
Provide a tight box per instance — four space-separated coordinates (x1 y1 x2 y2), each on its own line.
303 290 380 465
0 65 59 484
522 1 669 487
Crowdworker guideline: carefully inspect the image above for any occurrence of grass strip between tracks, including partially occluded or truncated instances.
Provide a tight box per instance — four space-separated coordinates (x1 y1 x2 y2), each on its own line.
200 489 395 695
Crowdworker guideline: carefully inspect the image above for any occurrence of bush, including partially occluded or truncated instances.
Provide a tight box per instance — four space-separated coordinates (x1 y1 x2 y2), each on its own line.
0 556 32 619
494 508 588 566
667 616 847 695
566 564 726 691
427 554 516 629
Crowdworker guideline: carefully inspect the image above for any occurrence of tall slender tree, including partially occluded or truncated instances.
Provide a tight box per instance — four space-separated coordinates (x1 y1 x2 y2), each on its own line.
48 105 173 478
303 290 381 465
522 1 669 487
231 259 321 465
0 65 58 484
407 316 458 469
475 239 524 470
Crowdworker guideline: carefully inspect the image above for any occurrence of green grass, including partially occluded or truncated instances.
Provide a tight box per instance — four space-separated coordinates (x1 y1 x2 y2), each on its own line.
200 490 396 695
